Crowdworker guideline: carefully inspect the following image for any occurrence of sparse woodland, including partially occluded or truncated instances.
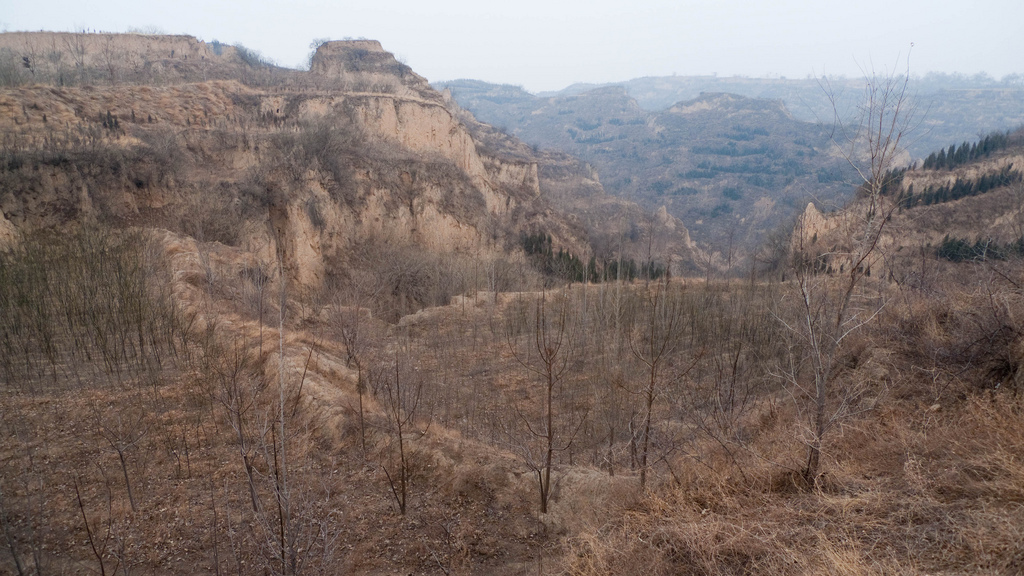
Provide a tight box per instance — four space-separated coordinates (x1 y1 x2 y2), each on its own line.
2 34 1024 576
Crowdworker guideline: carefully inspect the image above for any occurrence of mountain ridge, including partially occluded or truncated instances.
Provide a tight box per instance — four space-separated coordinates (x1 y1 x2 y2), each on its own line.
441 78 858 260
529 73 1024 158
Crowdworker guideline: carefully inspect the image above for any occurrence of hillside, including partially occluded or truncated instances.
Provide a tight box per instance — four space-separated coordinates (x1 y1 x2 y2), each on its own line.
793 127 1024 282
4 31 1024 576
441 80 858 260
0 33 701 287
0 32 707 575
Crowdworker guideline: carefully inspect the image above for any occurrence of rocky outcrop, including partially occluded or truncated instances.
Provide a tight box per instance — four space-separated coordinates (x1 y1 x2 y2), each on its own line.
793 202 837 250
309 41 433 101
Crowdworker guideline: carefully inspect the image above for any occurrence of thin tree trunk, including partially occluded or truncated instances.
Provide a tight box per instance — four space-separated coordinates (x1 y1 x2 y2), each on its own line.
357 366 367 457
116 450 137 512
541 366 554 513
805 371 827 482
607 424 615 476
640 375 655 489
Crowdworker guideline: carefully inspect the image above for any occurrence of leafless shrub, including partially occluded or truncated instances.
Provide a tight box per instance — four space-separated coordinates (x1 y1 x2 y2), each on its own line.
134 125 190 186
884 261 1024 400
267 119 363 208
0 226 188 391
93 399 149 513
0 48 28 87
626 279 695 490
369 350 432 515
502 289 588 513
338 236 537 322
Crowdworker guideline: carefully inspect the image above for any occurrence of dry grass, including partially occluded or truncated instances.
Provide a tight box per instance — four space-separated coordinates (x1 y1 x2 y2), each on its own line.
5 221 1024 575
551 264 1024 575
5 254 1024 574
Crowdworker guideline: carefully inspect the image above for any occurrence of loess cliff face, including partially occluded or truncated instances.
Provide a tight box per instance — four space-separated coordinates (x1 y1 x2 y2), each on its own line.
308 39 434 101
1 36 699 296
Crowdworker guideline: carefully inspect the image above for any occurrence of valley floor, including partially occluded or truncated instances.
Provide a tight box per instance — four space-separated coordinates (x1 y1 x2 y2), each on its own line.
3 229 1024 575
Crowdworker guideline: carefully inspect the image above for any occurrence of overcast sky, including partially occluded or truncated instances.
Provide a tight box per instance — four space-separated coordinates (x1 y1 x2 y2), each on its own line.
2 0 1021 92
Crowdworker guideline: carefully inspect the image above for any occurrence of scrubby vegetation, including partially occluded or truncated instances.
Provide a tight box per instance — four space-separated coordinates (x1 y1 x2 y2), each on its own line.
899 164 1021 208
936 233 1024 262
521 231 667 284
6 219 1024 574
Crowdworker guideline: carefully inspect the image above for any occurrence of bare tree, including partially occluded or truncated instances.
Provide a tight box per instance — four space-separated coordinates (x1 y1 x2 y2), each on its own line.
330 264 387 458
241 256 272 358
209 339 266 514
782 54 915 483
504 290 586 513
62 32 87 84
73 474 115 576
375 348 430 515
273 223 295 574
94 401 149 513
681 284 780 479
627 278 693 489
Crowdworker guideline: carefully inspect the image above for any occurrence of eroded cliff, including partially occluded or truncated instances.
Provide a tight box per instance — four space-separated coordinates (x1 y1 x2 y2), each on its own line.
0 34 699 300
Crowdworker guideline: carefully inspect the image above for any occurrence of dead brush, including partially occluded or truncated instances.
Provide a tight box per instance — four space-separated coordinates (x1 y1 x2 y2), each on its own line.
563 490 794 576
927 396 1024 503
801 389 1024 572
542 468 639 534
881 262 1024 401
813 530 918 576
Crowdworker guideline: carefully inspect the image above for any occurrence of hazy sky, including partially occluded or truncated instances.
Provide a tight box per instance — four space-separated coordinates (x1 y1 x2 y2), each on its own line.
2 0 1021 92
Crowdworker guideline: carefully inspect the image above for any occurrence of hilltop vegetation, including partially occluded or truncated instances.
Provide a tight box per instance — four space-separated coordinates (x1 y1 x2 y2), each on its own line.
801 126 1024 279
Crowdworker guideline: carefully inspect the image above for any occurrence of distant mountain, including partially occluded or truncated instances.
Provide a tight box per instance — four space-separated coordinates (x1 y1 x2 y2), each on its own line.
536 74 1024 160
441 74 1024 258
441 80 858 257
